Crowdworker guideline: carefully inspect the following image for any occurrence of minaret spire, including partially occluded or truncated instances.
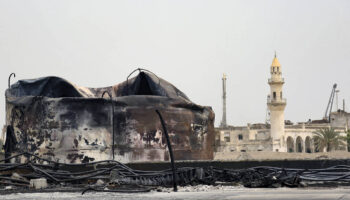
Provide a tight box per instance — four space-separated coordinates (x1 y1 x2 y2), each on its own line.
267 53 286 152
220 73 227 128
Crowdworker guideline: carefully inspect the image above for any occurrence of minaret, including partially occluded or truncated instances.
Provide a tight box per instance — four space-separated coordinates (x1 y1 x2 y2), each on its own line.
220 73 227 128
267 53 286 152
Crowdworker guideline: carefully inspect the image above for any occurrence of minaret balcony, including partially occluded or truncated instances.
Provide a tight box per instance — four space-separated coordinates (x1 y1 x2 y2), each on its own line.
267 98 287 105
268 78 284 84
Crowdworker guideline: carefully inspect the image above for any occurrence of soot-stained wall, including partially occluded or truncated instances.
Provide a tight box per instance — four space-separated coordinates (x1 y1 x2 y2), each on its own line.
4 72 215 163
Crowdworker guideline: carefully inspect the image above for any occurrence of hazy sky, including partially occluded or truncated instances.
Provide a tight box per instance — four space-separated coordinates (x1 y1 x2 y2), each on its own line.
1 0 350 127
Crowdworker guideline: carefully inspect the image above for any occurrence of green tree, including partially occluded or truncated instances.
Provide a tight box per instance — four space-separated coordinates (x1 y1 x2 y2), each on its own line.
313 128 346 152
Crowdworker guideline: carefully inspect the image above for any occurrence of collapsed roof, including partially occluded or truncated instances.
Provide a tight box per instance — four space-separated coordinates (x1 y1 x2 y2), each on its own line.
7 71 189 100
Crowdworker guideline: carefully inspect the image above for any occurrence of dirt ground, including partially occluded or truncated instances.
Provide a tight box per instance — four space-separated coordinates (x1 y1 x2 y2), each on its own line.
2 186 350 200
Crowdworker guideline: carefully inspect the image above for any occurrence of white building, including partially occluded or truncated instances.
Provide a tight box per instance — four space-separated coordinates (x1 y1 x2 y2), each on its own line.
216 54 348 154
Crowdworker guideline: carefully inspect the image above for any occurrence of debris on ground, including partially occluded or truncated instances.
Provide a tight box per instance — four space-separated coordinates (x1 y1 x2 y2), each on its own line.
29 178 48 189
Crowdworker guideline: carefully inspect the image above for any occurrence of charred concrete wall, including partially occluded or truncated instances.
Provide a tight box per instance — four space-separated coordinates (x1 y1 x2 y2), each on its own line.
4 73 215 163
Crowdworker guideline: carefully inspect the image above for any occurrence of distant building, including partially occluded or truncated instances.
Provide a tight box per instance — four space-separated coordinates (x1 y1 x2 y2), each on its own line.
330 110 350 128
216 54 348 154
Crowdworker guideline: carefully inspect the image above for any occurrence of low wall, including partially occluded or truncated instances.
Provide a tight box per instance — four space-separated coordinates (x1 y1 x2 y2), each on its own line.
127 159 350 171
214 151 350 161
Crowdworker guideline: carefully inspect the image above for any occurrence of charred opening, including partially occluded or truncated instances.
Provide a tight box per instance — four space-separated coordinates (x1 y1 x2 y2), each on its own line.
122 71 167 97
134 72 156 96
4 125 17 163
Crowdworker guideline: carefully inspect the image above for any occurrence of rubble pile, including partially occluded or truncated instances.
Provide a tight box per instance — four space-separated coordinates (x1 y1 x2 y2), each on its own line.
1 153 350 194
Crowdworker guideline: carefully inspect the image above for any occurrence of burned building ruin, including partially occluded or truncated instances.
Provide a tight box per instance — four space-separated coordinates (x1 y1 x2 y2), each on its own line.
3 69 215 163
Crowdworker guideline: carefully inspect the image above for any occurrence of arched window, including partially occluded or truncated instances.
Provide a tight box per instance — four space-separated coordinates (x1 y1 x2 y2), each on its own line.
272 67 275 72
277 67 279 72
286 137 294 152
305 136 312 153
296 136 303 153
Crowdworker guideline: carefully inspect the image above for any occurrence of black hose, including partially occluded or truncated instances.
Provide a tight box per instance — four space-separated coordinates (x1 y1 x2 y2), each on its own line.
0 152 27 163
8 73 16 89
1 152 137 175
0 176 29 184
82 186 153 195
155 110 177 192
0 181 28 187
6 152 350 190
28 163 61 184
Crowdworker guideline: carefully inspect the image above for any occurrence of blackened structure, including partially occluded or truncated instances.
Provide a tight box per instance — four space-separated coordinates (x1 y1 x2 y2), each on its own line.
4 70 215 163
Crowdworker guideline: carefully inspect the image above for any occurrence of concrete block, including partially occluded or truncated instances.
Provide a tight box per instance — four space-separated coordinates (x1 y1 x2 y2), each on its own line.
95 179 104 186
12 172 28 182
30 178 48 189
5 186 13 190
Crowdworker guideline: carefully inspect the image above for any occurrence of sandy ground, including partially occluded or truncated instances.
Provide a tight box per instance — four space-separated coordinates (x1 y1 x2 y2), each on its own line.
2 186 350 200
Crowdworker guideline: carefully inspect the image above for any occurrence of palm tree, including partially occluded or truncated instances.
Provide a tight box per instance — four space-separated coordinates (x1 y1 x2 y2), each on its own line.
345 129 350 152
312 128 346 152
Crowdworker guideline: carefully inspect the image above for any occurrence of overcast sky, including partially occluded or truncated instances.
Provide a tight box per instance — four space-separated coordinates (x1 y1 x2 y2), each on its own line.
1 0 350 127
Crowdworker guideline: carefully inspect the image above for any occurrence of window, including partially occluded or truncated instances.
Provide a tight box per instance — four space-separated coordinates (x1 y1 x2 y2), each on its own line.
277 67 279 72
238 134 243 140
273 92 276 99
272 67 275 72
280 92 282 99
224 132 230 142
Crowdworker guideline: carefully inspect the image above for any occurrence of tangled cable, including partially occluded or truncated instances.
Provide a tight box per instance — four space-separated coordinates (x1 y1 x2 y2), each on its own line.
1 153 350 194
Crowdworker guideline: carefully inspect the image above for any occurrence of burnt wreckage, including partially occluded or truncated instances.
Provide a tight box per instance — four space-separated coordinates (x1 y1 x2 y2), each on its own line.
3 71 350 193
4 69 215 163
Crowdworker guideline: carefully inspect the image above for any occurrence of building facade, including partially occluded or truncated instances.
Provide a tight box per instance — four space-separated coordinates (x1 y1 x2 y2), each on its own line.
216 54 348 154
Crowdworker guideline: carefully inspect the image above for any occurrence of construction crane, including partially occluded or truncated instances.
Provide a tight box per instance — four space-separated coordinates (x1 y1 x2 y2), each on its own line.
324 83 337 122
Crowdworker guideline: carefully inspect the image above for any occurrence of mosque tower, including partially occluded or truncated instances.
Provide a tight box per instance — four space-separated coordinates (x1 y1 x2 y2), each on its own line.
267 53 286 152
220 73 227 128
